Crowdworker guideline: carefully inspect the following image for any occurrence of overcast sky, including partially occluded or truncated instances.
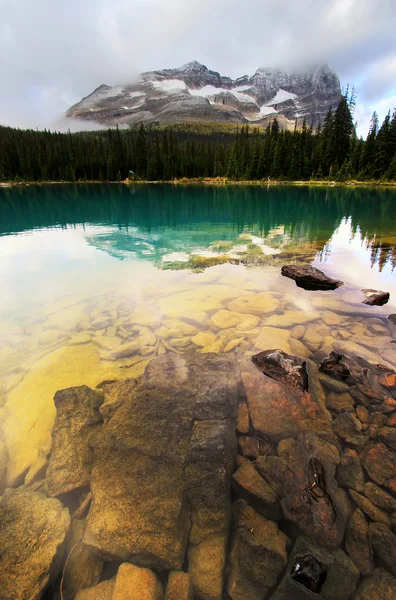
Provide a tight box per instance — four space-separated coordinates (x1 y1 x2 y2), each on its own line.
1 0 395 136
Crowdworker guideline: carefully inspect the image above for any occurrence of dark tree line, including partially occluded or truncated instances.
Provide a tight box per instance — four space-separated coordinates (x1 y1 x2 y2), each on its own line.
1 94 395 182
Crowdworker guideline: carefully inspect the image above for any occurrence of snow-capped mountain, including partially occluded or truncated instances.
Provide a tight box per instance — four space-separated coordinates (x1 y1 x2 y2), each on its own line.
66 61 341 129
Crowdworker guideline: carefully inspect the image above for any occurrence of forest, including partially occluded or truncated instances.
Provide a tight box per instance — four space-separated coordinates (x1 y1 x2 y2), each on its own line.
0 94 395 182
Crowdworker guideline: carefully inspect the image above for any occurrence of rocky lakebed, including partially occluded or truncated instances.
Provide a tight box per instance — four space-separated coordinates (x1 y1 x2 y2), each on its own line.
1 266 396 600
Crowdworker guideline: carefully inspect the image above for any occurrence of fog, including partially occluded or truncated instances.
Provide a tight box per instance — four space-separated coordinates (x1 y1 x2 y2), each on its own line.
0 0 395 136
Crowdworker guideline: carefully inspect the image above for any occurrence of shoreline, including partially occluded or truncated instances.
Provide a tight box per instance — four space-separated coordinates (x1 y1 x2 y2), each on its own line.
1 178 396 188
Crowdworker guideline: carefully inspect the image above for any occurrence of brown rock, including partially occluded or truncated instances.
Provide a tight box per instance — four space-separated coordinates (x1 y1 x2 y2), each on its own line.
364 482 396 512
74 579 115 600
254 455 288 496
232 461 282 520
326 391 355 413
112 563 164 600
46 385 104 497
361 288 390 306
251 349 308 391
188 533 226 600
362 443 396 490
336 449 365 492
241 357 333 443
282 432 346 549
236 403 249 434
369 522 396 577
227 500 288 600
353 568 396 600
356 405 370 423
0 439 7 494
165 572 193 600
0 488 70 600
349 490 391 527
345 508 374 575
281 264 343 290
238 436 259 459
379 426 396 451
333 412 367 449
277 438 296 459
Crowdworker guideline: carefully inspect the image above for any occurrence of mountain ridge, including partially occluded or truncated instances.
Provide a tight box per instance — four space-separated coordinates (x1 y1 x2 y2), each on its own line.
66 60 341 129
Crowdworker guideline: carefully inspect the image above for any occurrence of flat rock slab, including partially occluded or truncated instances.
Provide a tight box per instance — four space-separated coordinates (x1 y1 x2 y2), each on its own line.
361 288 390 306
0 488 70 600
281 265 343 290
241 357 333 442
83 353 238 592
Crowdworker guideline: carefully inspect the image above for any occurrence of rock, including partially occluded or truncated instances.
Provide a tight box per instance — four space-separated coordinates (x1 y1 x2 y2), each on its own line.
289 337 311 358
227 292 280 316
282 432 346 549
356 405 370 423
264 310 320 328
369 522 396 577
90 316 113 330
158 285 244 320
75 579 115 600
277 438 296 459
319 351 350 381
254 455 288 496
110 341 140 359
46 385 104 497
319 372 350 393
252 349 308 392
349 490 391 527
61 519 103 600
270 536 359 600
364 482 396 512
281 265 343 290
165 572 193 600
83 353 238 593
379 426 396 451
345 508 374 575
362 443 396 490
333 412 367 449
227 500 288 600
188 533 226 600
322 311 343 326
336 449 365 492
232 461 282 520
361 289 390 306
0 488 70 600
303 327 323 352
236 403 249 434
241 357 333 442
210 310 259 330
254 327 291 354
326 391 355 413
353 568 396 600
238 435 259 459
224 338 244 352
112 563 164 600
291 324 306 339
0 439 7 494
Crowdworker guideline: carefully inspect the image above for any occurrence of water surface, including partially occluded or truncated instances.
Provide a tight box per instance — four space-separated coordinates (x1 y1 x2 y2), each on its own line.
0 183 395 486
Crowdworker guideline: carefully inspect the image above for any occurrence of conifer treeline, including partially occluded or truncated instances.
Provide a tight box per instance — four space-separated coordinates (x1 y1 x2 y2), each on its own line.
0 95 395 182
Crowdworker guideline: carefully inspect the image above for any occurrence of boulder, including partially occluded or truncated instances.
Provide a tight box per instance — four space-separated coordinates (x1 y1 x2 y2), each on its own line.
336 449 365 492
254 455 288 496
83 353 238 600
362 443 396 491
232 461 282 520
325 391 354 413
0 488 70 600
353 568 396 600
227 500 288 600
361 289 390 306
369 522 396 577
281 265 343 290
281 432 347 549
236 403 250 434
270 536 359 600
61 518 103 600
112 563 164 600
363 482 396 512
46 385 104 497
349 490 391 527
165 572 193 600
333 412 367 449
319 351 350 381
74 580 115 600
241 357 333 442
252 349 308 391
345 508 374 575
379 426 396 451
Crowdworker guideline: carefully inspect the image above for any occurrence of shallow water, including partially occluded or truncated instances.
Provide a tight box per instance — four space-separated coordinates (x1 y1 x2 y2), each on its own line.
0 183 395 486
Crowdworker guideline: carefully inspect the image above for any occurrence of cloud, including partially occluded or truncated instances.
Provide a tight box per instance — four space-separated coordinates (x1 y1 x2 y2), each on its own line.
0 0 395 133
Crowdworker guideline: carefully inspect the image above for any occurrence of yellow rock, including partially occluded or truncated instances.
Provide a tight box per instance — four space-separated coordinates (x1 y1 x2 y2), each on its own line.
169 337 192 348
322 311 344 326
163 320 198 336
38 330 67 345
92 335 122 351
200 339 224 354
124 306 161 329
211 310 259 330
112 563 163 600
265 311 320 328
155 326 170 339
289 338 311 358
130 325 157 347
158 285 246 319
140 346 156 356
44 305 87 333
303 327 323 351
68 333 92 346
227 293 279 316
3 343 140 487
255 327 291 354
224 338 244 353
191 332 217 347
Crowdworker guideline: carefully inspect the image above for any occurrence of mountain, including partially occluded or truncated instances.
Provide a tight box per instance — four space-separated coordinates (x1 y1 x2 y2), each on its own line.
66 60 341 129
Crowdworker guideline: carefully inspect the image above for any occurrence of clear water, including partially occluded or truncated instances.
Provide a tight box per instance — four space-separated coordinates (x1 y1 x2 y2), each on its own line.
0 183 395 486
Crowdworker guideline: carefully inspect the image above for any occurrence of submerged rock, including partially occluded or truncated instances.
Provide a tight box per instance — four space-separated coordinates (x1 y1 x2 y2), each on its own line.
281 265 343 290
112 563 164 600
0 488 70 600
165 572 193 600
362 443 396 491
369 522 396 577
227 500 288 600
353 568 396 600
232 461 282 520
74 580 115 600
319 351 350 381
46 385 104 497
252 349 308 392
361 288 390 306
345 508 374 575
82 353 238 600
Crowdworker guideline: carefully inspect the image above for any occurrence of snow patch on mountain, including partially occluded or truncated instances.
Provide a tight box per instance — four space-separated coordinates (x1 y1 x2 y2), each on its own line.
152 79 187 92
266 88 297 105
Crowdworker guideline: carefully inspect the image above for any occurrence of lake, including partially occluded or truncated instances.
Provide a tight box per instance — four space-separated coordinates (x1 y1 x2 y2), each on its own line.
0 183 395 487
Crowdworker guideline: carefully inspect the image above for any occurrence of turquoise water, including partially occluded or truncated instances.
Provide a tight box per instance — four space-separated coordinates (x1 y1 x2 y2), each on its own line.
0 183 395 486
